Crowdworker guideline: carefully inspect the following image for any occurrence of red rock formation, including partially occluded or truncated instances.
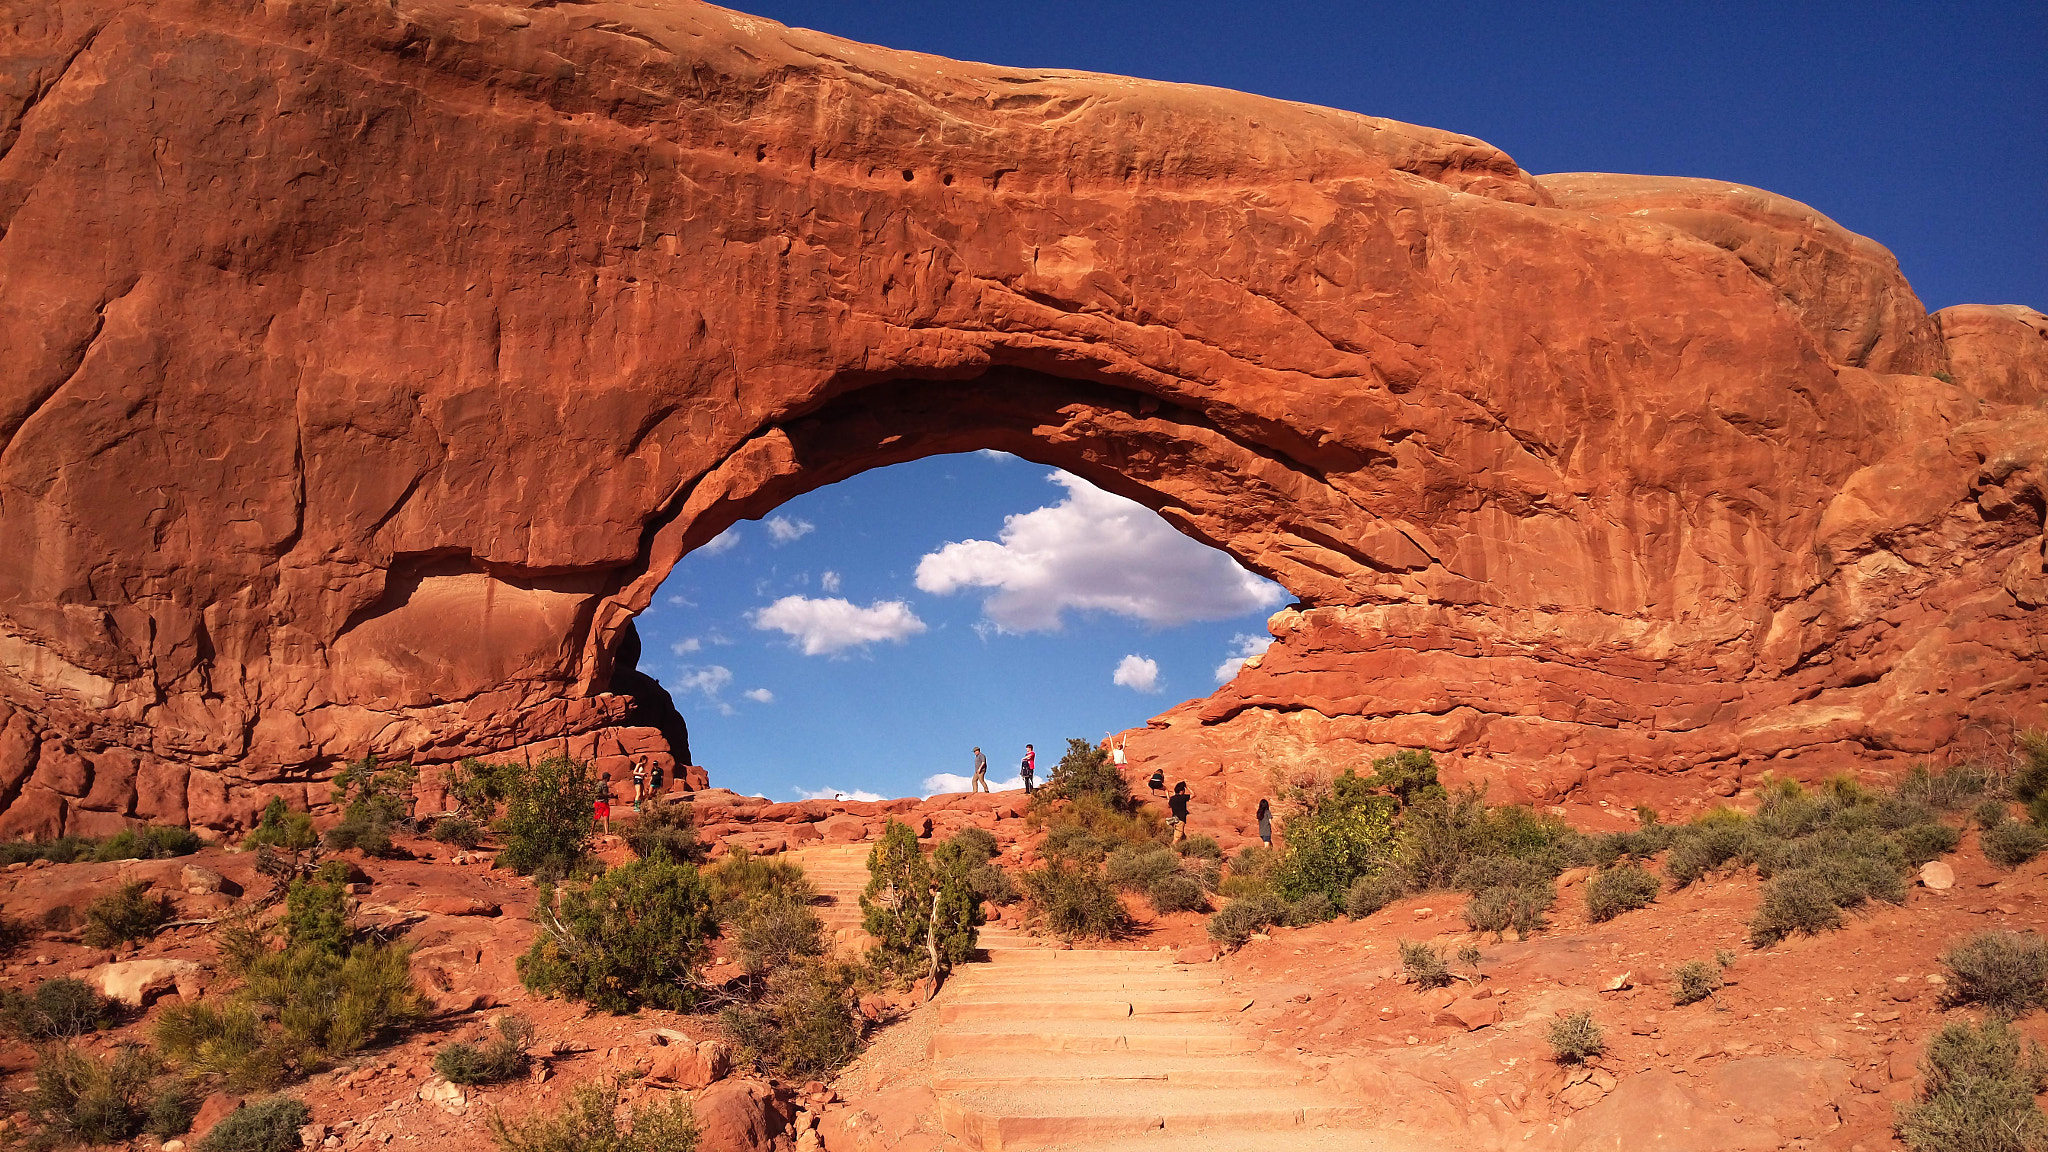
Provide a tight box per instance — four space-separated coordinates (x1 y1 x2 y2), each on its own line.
0 0 2041 832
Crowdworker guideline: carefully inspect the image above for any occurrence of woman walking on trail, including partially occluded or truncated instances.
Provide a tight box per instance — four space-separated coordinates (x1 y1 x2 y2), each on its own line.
971 747 989 793
1256 798 1273 847
1020 744 1036 794
1168 781 1191 843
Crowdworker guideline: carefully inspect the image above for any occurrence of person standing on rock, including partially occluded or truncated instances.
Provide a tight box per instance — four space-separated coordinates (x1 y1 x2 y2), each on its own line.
631 759 646 812
596 773 613 834
971 747 989 793
649 760 664 800
1020 744 1036 794
1108 733 1128 771
1257 798 1273 847
1168 781 1191 844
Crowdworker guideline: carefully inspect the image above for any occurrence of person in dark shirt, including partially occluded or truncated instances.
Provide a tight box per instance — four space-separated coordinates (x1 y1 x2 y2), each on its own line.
1168 781 1190 843
1147 767 1166 794
1021 744 1035 794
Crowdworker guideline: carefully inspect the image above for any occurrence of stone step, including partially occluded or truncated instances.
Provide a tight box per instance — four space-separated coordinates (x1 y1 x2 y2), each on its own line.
938 1086 1370 1151
932 1054 1304 1092
940 996 1252 1023
930 1024 1258 1059
1027 1130 1411 1152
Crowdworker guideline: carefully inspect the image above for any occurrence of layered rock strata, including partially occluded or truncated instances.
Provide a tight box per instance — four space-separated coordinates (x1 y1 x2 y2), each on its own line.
0 0 2042 832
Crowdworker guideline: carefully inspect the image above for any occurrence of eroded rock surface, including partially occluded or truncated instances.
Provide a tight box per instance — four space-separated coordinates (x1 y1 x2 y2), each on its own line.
0 0 2042 830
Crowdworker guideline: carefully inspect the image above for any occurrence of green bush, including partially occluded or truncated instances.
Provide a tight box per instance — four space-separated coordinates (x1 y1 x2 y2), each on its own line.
861 821 933 975
1899 822 1963 866
967 861 1019 905
0 977 117 1040
482 756 602 880
730 888 824 977
1585 864 1661 923
146 1078 200 1139
1344 870 1407 918
1206 891 1284 946
0 835 99 865
1976 799 2012 830
1281 892 1337 926
705 848 815 916
1230 844 1279 879
434 1015 534 1086
517 851 716 1013
624 800 703 864
1983 819 2048 868
83 881 172 948
1022 859 1132 941
1148 873 1208 915
323 755 415 858
0 910 28 954
1272 769 1398 903
2016 730 2048 823
1399 940 1450 990
197 1094 312 1152
1395 786 1582 894
1664 821 1749 887
1940 931 2048 1018
1105 844 1179 892
950 826 998 862
281 869 351 955
718 959 862 1079
430 816 483 849
1672 959 1724 1006
1463 887 1517 938
1896 1017 2048 1152
242 798 317 855
1036 738 1131 811
1750 852 1907 946
489 1077 698 1152
1362 749 1445 806
1547 1010 1604 1063
20 1043 162 1146
91 825 203 861
1177 834 1222 861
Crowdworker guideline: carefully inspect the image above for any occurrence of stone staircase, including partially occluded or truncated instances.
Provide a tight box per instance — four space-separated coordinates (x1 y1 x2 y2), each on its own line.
787 844 1406 1150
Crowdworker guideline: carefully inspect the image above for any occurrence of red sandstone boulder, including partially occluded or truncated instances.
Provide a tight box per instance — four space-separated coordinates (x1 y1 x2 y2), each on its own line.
695 1079 790 1152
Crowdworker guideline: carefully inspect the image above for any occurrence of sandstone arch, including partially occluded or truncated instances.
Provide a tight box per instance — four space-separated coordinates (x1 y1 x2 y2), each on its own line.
1 0 2043 833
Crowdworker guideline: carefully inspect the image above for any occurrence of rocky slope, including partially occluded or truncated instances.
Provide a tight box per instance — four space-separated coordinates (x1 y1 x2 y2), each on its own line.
1 0 2045 839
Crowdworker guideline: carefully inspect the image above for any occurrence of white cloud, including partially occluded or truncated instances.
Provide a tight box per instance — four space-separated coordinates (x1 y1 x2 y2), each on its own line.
1113 654 1162 693
744 687 775 704
1213 633 1274 682
976 449 1014 461
698 527 740 556
820 570 842 593
674 665 732 698
767 516 814 544
797 786 885 802
922 772 1025 796
914 471 1286 631
751 595 928 656
671 638 702 655
666 593 696 607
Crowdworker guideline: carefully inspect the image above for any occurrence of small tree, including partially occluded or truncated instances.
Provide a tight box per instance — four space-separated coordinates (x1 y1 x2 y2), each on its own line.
1038 738 1130 810
1364 749 1445 807
490 756 602 880
1272 770 1397 904
324 755 416 857
860 820 981 984
518 852 716 1013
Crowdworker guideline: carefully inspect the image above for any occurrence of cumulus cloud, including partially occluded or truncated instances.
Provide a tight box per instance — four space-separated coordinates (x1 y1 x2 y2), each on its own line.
674 665 732 697
751 595 928 656
698 527 741 556
820 570 842 593
1213 633 1274 682
671 638 702 655
922 772 1024 796
743 687 775 704
914 471 1286 632
1113 654 1162 693
766 516 814 544
797 786 885 802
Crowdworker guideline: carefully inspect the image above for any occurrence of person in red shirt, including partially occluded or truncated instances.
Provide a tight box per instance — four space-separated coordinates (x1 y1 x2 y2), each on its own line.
1020 744 1036 794
595 772 613 833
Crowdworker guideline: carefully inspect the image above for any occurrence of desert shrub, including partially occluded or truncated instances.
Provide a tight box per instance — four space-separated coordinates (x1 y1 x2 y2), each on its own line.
705 847 815 916
1983 819 2048 868
1895 759 1999 810
1396 787 1582 894
1750 852 1909 946
1105 844 1179 892
1899 822 1963 866
0 911 29 954
1206 890 1284 946
281 867 352 955
323 755 415 858
1463 887 1517 938
730 888 824 977
489 1077 698 1152
197 1094 312 1152
2017 730 2048 823
1022 859 1131 941
1585 864 1661 923
83 881 172 948
1663 820 1750 887
1345 870 1408 918
1976 799 2012 830
1 977 117 1040
146 1078 200 1138
1452 854 1559 894
950 826 998 862
479 755 602 880
1230 844 1279 879
1148 872 1208 915
1362 748 1445 807
91 824 203 861
1176 834 1223 861
861 821 957 978
242 798 316 855
624 800 702 864
430 816 483 849
0 835 99 865
1036 738 1131 811
1672 959 1724 1006
1272 769 1398 903
1896 1017 2048 1152
20 1043 162 1146
719 959 862 1079
1038 821 1105 864
518 851 715 1013
1547 1010 1604 1063
1941 931 2048 1018
1399 939 1451 990
967 861 1019 905
1281 891 1337 926
434 1015 534 1086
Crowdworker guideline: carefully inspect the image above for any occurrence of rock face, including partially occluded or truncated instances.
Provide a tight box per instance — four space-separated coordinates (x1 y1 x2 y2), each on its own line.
0 0 2042 832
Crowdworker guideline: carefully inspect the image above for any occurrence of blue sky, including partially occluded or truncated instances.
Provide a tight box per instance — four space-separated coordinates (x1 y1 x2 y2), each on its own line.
637 2 2043 801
